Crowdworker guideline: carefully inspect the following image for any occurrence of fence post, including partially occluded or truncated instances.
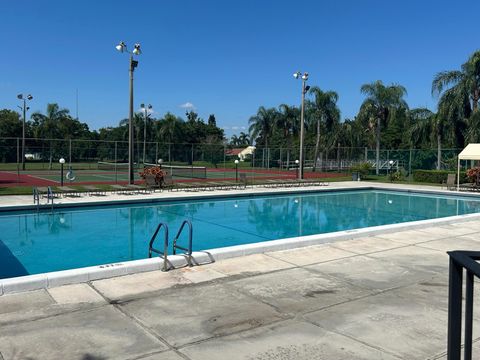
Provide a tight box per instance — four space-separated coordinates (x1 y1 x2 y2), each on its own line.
16 138 20 181
337 143 340 172
155 142 158 164
168 144 171 164
409 148 412 179
69 139 72 166
114 141 118 184
223 144 226 179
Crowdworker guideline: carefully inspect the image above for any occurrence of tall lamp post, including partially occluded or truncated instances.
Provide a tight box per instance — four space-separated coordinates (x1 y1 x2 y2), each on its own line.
116 41 142 184
234 159 239 182
17 94 33 171
59 158 65 186
140 103 153 164
293 71 310 180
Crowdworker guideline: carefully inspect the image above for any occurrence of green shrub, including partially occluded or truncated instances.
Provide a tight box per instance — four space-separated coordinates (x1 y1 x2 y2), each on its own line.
388 168 406 182
351 162 373 177
413 170 467 184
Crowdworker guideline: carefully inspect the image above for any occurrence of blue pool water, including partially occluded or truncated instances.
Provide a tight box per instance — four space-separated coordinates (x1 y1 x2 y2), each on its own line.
1 189 480 279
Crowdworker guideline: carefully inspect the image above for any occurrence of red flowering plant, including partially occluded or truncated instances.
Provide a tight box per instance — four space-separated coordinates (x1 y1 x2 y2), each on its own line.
466 167 480 185
139 166 167 185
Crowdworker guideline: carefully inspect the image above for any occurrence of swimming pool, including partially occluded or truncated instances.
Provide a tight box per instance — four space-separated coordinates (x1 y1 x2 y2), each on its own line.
1 189 480 279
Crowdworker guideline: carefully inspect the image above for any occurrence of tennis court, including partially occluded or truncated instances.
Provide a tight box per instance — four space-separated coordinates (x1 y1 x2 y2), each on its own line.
0 162 345 187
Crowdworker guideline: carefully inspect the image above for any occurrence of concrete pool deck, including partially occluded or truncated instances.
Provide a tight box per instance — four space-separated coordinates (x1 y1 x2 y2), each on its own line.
1 182 480 359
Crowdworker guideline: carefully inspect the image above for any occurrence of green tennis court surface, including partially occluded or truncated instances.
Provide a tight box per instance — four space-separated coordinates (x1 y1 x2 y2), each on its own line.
6 167 296 184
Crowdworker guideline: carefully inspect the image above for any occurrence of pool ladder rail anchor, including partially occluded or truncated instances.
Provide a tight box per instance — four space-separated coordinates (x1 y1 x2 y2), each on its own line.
148 219 193 271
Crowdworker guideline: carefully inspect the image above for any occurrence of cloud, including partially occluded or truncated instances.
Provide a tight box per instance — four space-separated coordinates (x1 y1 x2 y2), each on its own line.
179 102 195 110
231 126 246 130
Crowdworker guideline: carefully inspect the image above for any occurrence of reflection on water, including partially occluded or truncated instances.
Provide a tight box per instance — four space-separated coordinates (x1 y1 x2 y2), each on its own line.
1 190 480 278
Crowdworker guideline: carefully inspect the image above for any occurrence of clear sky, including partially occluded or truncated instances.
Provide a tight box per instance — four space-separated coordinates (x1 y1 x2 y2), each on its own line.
1 0 479 137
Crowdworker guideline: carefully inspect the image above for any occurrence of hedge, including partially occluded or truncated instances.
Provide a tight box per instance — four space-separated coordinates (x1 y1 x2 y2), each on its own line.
412 170 467 184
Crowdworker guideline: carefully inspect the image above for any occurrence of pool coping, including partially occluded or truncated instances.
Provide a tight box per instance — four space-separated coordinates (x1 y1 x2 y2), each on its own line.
2 184 480 295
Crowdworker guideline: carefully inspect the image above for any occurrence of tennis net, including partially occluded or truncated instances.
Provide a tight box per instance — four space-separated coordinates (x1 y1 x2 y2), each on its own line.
144 163 207 179
97 161 129 171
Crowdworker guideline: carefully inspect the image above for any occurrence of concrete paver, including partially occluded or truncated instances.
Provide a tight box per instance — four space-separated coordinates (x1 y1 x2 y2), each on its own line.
47 283 106 304
228 267 370 314
416 235 480 253
266 243 356 266
91 270 191 300
0 307 167 360
138 351 187 360
120 282 284 347
180 320 399 360
331 236 407 254
367 245 449 275
304 282 454 360
208 253 293 276
308 255 435 291
376 229 447 244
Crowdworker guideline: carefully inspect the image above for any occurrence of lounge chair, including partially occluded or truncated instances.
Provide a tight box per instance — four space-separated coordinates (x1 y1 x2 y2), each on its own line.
82 185 106 196
37 186 56 199
445 173 456 191
110 184 131 194
56 186 81 197
145 174 161 192
161 173 176 191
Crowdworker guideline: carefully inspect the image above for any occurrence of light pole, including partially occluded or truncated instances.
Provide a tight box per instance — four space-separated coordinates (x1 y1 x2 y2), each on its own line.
140 103 153 164
295 159 299 179
116 41 142 184
293 72 310 180
17 94 33 171
59 158 65 186
235 159 239 182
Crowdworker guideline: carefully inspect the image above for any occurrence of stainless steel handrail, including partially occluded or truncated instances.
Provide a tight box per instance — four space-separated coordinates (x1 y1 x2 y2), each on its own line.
172 219 193 267
148 223 170 271
33 187 40 208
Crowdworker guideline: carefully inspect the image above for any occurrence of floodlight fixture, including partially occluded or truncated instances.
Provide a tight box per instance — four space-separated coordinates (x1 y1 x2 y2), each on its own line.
133 43 141 55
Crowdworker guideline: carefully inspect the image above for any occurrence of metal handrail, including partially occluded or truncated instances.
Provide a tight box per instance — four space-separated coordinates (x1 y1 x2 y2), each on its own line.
172 220 193 267
148 223 169 271
447 250 480 360
33 187 40 207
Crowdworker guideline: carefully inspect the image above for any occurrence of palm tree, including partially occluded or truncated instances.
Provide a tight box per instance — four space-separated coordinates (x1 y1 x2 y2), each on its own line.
157 113 180 143
31 103 70 169
238 132 250 145
230 134 240 146
249 106 277 167
432 51 480 146
359 81 408 175
307 87 340 171
277 104 299 168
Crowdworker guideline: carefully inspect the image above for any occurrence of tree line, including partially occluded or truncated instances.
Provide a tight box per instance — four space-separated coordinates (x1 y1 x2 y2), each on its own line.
248 50 480 173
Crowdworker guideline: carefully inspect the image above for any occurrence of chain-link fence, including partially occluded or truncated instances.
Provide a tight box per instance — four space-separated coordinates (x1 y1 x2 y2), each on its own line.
0 136 466 186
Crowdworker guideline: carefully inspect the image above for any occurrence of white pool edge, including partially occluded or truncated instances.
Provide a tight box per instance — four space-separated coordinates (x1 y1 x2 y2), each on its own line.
2 210 480 295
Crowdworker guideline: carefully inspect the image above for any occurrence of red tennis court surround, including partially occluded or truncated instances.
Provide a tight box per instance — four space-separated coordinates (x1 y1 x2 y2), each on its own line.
0 171 56 187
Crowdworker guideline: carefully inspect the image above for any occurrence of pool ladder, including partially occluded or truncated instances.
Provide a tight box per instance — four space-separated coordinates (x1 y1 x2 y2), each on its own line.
148 220 193 271
33 186 55 210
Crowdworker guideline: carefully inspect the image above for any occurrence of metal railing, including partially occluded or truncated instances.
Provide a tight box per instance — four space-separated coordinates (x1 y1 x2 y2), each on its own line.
447 250 480 360
172 220 193 267
148 220 194 271
148 223 169 271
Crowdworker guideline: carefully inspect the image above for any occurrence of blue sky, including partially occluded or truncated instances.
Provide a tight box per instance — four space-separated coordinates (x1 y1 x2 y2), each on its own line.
1 0 479 137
